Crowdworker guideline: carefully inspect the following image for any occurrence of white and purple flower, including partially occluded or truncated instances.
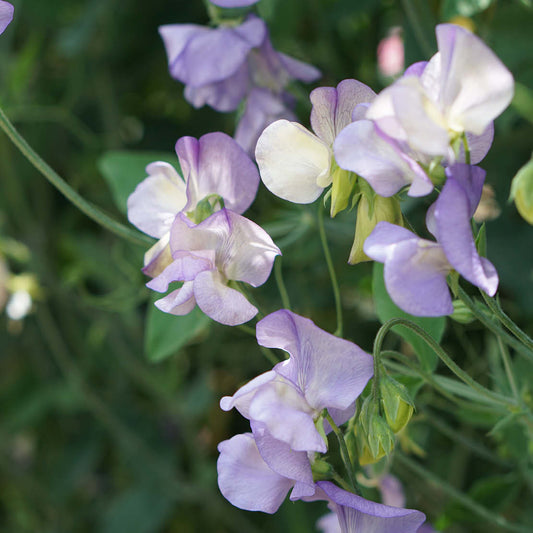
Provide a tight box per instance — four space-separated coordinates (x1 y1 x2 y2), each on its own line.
0 1 13 35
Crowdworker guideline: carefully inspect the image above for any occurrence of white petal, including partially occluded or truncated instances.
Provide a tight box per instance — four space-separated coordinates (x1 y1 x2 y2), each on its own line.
256 120 331 203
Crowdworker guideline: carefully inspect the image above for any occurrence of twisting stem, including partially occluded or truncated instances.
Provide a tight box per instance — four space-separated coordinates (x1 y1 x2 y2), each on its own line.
317 203 343 337
377 318 516 408
481 291 533 353
325 411 359 494
0 107 152 246
274 256 291 311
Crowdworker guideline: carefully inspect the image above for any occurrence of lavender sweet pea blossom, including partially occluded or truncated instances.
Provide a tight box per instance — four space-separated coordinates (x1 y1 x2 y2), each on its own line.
256 79 376 204
366 23 514 159
159 15 320 153
221 310 374 452
146 209 280 326
127 132 259 276
314 481 426 533
364 164 498 316
0 1 13 35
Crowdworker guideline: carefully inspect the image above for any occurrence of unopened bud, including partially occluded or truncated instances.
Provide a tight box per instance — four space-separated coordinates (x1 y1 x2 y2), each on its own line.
349 190 403 264
311 456 334 480
450 300 475 324
357 397 395 464
509 156 533 225
380 376 414 434
191 194 225 224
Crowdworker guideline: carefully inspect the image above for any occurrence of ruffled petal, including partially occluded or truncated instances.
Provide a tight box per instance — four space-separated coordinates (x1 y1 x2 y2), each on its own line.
436 23 514 135
193 270 258 325
363 221 419 263
257 310 374 411
256 120 331 203
127 162 186 238
217 433 294 514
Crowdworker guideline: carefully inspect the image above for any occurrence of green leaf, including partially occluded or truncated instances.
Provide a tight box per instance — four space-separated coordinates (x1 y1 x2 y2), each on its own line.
372 262 446 371
441 0 494 19
145 293 210 363
509 154 533 224
98 151 178 214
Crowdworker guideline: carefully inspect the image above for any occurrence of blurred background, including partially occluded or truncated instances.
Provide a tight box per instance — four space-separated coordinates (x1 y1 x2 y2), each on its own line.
1 0 533 531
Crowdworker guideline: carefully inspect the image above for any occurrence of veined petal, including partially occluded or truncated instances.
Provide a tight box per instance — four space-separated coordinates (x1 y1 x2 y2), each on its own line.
217 433 294 514
215 210 280 286
257 310 374 411
436 23 514 135
177 132 260 214
256 120 331 203
310 79 376 146
153 282 196 316
127 162 186 238
193 270 258 325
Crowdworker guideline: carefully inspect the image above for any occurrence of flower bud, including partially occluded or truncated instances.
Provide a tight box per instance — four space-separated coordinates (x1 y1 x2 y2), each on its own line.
190 194 225 224
450 300 475 324
330 166 357 218
509 156 533 225
349 189 403 264
357 397 395 465
379 376 414 434
311 456 334 480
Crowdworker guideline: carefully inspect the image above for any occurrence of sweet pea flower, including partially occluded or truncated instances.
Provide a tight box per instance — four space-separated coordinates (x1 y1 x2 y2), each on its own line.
364 164 498 316
366 23 513 160
146 209 280 326
217 430 317 513
313 481 426 533
127 132 259 276
256 79 376 209
159 15 319 124
221 310 374 452
0 1 13 35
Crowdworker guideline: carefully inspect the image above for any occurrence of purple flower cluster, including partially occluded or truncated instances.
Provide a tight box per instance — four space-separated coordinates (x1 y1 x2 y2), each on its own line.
127 132 279 325
159 15 320 154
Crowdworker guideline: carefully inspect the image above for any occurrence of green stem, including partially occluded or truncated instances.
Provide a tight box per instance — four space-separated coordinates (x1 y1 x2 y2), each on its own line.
274 256 291 311
457 287 533 363
396 454 531 533
0 107 152 246
317 203 343 337
497 336 520 401
325 411 359 494
377 318 515 408
481 291 533 353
